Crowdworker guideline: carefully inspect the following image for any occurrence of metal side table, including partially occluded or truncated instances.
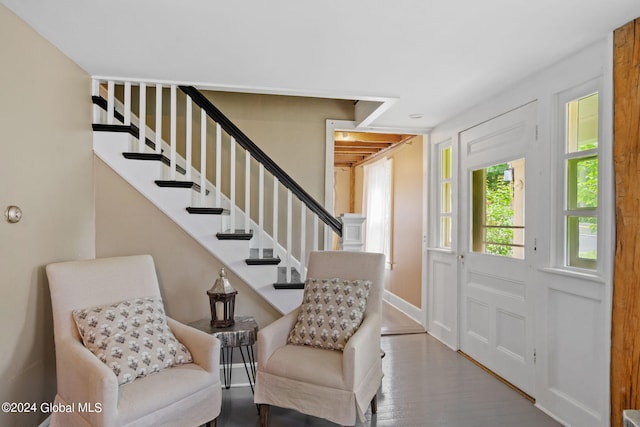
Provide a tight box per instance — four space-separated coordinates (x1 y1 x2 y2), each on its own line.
189 316 258 393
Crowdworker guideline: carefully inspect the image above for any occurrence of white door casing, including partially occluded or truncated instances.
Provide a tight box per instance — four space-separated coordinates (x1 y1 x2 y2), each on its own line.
458 102 537 396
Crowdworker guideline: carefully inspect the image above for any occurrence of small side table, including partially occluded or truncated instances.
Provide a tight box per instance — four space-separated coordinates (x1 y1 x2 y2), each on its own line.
189 316 259 393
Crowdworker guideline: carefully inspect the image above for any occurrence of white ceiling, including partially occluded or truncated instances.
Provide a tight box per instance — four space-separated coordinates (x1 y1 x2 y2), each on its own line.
4 0 640 130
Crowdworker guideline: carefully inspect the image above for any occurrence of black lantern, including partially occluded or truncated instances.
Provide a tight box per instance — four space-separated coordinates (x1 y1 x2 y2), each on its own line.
207 268 237 327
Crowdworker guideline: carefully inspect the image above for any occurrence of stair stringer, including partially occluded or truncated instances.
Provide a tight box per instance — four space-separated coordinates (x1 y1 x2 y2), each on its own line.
93 130 303 315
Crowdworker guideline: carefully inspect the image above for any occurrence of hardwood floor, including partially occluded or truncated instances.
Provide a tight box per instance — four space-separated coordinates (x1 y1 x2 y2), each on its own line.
381 302 425 336
214 333 561 426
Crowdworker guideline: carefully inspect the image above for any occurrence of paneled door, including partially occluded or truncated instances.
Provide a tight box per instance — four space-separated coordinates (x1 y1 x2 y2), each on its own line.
458 102 536 395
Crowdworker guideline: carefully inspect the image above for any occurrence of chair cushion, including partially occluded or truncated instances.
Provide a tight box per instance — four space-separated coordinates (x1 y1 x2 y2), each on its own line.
72 296 192 385
264 344 346 389
287 278 372 351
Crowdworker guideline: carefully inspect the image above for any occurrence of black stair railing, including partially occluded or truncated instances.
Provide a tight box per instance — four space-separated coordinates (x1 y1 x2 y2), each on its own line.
179 85 342 237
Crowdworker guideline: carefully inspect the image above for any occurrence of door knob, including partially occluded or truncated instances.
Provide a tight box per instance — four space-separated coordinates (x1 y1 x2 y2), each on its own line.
4 205 22 223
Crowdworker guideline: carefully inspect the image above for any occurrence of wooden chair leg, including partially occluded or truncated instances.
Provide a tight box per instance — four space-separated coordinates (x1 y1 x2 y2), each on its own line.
204 419 216 427
259 404 270 427
371 393 378 414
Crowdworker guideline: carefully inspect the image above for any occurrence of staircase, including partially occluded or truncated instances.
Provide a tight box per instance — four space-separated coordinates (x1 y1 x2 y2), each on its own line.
91 79 345 314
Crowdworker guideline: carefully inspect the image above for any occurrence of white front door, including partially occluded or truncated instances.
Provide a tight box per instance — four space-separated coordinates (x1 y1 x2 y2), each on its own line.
458 102 536 395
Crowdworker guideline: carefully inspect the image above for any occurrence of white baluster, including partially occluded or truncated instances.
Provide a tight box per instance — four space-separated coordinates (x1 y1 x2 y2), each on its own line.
200 108 207 207
230 138 236 232
313 214 319 251
170 85 177 181
107 80 115 125
123 81 131 126
286 190 292 283
139 83 146 153
324 224 331 251
300 204 306 280
273 177 279 257
215 123 222 207
185 96 192 181
155 84 162 154
258 164 265 258
92 79 100 123
245 150 250 233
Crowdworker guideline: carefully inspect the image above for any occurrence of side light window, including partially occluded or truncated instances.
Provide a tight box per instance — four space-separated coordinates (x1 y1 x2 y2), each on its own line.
564 92 598 269
439 146 452 248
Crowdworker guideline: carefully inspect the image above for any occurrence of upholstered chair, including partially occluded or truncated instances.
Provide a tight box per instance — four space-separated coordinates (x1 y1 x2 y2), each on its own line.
254 251 385 427
46 254 221 427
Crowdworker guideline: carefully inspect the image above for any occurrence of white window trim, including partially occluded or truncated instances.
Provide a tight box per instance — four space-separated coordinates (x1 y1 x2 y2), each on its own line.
554 78 604 275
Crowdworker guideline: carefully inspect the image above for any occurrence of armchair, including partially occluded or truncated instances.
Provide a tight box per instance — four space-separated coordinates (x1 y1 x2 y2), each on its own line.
254 251 385 427
45 254 221 427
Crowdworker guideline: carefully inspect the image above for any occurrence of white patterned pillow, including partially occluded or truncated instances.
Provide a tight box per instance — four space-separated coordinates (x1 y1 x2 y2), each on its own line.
72 296 192 385
287 278 372 351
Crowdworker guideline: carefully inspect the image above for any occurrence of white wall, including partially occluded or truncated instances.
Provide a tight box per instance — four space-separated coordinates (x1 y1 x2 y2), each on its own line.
427 38 613 427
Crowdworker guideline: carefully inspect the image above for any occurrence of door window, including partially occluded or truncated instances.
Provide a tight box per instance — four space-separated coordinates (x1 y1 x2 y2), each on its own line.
471 159 525 258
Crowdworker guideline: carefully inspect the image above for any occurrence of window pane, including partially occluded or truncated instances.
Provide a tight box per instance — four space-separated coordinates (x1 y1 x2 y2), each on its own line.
364 158 392 267
567 216 597 268
440 216 451 248
441 147 451 179
472 159 525 258
441 182 452 213
567 155 598 209
567 93 598 153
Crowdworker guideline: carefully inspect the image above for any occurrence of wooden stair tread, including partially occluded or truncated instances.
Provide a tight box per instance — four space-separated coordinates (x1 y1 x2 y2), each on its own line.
245 248 280 265
273 267 304 289
186 207 228 215
216 230 253 240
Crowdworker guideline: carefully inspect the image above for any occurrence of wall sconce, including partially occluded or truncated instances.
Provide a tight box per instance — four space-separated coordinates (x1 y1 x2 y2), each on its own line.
207 268 237 327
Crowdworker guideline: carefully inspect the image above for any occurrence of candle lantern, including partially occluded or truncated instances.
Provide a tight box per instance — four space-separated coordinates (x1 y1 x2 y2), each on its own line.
207 268 237 327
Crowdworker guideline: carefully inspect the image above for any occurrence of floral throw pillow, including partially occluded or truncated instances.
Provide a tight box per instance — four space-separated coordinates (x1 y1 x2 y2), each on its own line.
287 278 372 351
72 296 192 385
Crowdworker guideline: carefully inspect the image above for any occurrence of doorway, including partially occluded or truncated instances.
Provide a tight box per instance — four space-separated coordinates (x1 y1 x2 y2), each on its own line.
326 122 425 322
458 102 537 395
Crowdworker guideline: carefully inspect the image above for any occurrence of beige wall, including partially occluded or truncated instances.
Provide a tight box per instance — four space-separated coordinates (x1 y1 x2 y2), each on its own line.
200 91 354 204
354 136 424 308
121 87 354 255
0 6 95 426
334 167 352 216
95 158 280 328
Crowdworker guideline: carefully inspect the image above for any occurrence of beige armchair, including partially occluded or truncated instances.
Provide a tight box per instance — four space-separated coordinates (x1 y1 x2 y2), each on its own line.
45 254 221 427
254 251 385 427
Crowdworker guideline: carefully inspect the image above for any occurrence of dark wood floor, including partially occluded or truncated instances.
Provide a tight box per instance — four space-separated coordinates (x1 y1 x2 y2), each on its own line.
214 333 561 426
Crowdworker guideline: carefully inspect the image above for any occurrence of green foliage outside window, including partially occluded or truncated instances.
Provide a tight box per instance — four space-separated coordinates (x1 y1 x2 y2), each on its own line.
484 164 514 257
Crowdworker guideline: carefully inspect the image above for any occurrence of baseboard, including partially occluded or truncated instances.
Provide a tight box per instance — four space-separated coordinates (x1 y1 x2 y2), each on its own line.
220 361 257 388
534 402 571 426
383 290 424 326
38 415 51 427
